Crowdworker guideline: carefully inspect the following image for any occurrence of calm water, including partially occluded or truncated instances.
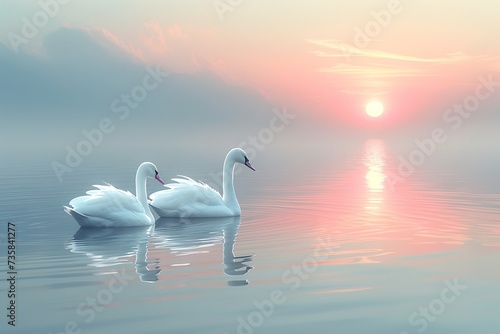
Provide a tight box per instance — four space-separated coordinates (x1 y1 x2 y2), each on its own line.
1 140 500 334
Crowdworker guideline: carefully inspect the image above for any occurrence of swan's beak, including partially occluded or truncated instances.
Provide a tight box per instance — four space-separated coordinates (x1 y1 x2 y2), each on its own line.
245 160 256 171
155 174 165 184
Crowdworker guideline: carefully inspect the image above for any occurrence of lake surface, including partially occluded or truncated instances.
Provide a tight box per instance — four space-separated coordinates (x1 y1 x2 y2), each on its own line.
1 139 499 334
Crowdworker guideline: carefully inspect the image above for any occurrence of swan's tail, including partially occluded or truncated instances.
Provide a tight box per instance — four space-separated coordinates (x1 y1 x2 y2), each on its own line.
63 206 73 216
64 206 94 227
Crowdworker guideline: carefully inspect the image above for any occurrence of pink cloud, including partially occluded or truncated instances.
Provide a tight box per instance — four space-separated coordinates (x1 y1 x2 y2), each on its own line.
168 24 188 40
94 27 145 61
143 21 169 54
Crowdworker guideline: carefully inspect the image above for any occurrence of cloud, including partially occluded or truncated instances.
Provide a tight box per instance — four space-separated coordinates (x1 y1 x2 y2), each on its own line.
97 27 146 61
306 39 499 96
309 40 472 64
168 24 188 40
0 27 147 111
0 27 273 131
143 21 169 54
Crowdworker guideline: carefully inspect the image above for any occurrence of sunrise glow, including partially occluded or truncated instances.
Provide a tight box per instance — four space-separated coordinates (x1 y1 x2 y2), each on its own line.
365 101 384 118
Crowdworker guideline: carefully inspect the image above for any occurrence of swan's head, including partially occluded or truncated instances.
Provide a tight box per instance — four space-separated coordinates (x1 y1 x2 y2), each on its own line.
229 148 256 171
139 162 165 184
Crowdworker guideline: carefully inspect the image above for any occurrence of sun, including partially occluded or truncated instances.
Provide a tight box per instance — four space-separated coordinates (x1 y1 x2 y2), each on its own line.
365 101 384 118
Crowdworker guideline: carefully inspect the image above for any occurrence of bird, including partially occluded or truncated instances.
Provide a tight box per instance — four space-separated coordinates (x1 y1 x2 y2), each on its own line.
64 162 165 227
149 148 255 218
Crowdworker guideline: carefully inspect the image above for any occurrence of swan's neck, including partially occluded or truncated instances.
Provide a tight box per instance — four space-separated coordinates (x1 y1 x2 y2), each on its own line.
222 156 239 211
136 168 154 222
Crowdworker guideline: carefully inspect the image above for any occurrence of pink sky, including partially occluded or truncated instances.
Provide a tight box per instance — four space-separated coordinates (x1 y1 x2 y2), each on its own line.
3 1 500 129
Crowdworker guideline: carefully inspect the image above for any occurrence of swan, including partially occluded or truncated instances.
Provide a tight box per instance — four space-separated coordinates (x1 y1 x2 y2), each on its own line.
64 162 165 227
149 148 255 218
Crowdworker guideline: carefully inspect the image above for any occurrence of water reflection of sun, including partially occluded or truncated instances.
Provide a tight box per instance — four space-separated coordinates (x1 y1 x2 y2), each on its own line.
363 139 386 210
251 138 470 268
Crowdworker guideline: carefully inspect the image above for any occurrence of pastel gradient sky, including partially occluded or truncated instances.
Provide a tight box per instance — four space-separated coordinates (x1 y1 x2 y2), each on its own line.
1 0 500 134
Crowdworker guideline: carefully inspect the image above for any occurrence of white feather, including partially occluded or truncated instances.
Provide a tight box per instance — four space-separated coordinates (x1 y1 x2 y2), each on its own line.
64 162 164 227
149 148 255 218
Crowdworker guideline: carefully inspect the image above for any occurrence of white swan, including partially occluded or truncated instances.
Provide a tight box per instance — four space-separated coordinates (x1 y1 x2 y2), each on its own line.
64 162 165 227
149 148 255 218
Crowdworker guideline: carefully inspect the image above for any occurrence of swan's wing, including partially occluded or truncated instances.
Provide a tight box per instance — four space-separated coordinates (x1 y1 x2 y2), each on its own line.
169 176 221 197
149 176 224 211
69 184 146 218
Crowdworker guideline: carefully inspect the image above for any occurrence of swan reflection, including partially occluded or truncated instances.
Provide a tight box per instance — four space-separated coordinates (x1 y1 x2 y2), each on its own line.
67 216 252 285
67 226 161 283
153 216 253 286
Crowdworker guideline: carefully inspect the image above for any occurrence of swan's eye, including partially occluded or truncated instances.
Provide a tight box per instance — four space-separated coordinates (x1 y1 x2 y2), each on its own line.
244 156 249 163
155 170 158 175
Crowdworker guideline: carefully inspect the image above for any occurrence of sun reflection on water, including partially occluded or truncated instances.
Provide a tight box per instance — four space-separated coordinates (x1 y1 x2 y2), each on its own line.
363 139 386 211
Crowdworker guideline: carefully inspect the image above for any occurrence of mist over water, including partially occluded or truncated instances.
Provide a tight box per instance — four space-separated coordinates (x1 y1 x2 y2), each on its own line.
1 137 499 333
1 5 500 332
